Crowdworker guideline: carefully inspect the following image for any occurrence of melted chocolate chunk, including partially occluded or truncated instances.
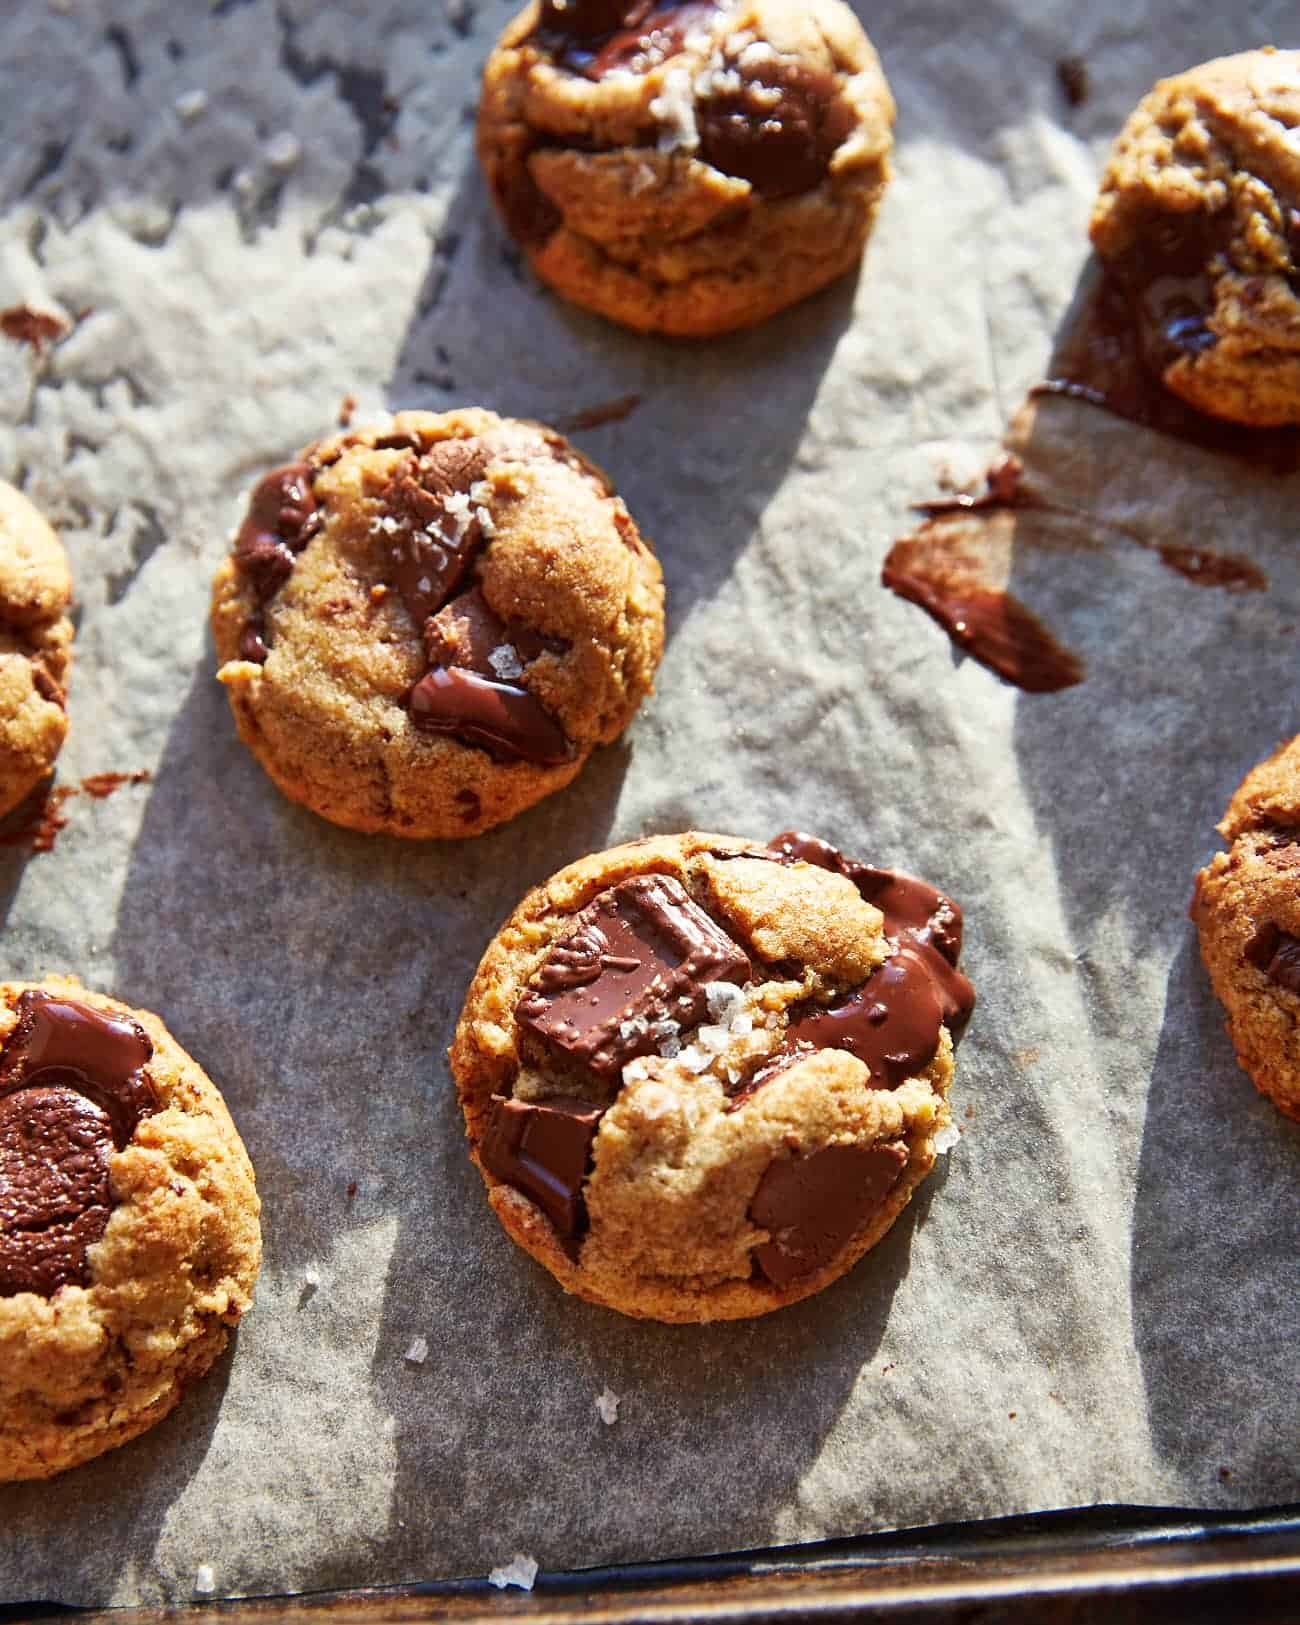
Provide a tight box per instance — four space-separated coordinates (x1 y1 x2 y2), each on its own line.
1244 922 1300 995
698 53 853 199
234 462 322 664
409 667 572 766
1038 257 1300 474
380 439 492 632
479 1094 603 1246
881 531 1086 694
0 991 156 1298
535 0 720 79
750 1139 908 1287
737 835 974 1099
517 874 750 1083
426 587 567 675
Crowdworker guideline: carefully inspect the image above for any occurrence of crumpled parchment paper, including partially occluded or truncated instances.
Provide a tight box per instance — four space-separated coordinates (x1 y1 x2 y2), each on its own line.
0 0 1296 1605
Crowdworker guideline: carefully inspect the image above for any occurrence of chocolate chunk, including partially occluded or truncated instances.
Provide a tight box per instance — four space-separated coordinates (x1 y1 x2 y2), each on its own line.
379 439 492 633
698 53 853 199
517 874 750 1083
409 667 572 766
1244 922 1300 995
234 462 322 663
787 946 951 1086
535 1 720 79
425 587 567 676
0 991 157 1298
751 1139 907 1287
478 1093 603 1243
1056 56 1089 108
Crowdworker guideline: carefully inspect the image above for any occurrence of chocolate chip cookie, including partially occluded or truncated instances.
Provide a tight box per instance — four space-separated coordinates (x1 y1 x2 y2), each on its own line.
451 830 974 1321
478 0 895 337
0 481 73 818
211 410 665 839
1090 48 1300 427
0 979 261 1480
1192 735 1300 1121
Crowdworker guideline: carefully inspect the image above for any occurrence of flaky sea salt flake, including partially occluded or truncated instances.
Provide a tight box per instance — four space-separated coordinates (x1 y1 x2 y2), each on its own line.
488 645 524 681
704 982 744 1024
489 1554 539 1591
595 1387 620 1424
405 1336 429 1365
175 90 208 123
194 1565 216 1596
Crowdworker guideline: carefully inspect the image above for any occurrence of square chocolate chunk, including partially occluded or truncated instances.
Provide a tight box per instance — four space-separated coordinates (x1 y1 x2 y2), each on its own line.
516 874 750 1084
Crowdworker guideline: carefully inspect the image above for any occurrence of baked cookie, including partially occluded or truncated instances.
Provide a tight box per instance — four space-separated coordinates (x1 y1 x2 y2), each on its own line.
1090 48 1300 427
1192 734 1300 1121
211 410 664 839
0 978 260 1480
478 0 895 337
451 829 974 1322
0 481 73 818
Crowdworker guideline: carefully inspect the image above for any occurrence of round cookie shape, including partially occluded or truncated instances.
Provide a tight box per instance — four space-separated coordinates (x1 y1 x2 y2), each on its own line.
0 978 260 1481
211 410 665 839
0 481 73 817
1090 48 1300 427
477 0 895 337
451 830 974 1322
1192 733 1300 1121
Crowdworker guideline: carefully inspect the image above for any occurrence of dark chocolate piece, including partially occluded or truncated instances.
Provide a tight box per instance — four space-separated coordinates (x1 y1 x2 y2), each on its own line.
1037 257 1300 474
233 462 322 664
535 0 721 80
425 587 567 675
698 53 853 199
379 439 491 633
517 874 750 1082
479 1093 603 1242
751 1138 907 1287
1244 923 1300 995
1056 57 1089 107
409 667 572 766
0 991 156 1298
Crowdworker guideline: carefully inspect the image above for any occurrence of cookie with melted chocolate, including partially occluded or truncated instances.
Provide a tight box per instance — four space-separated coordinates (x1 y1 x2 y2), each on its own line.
0 978 260 1481
0 481 73 816
211 409 665 839
451 829 974 1322
1193 733 1300 1121
477 0 895 336
1090 49 1300 427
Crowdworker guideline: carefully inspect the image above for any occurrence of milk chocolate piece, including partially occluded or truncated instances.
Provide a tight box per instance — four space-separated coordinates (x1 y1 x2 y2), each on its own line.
1244 923 1300 995
699 56 853 199
751 1138 908 1286
0 991 156 1298
409 666 572 766
517 874 750 1082
479 1093 603 1242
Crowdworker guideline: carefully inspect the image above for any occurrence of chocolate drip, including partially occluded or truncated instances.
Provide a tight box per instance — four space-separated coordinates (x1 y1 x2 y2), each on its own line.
1156 542 1267 593
409 667 572 766
0 991 157 1298
1244 922 1300 995
479 1094 603 1249
534 1 722 80
1038 257 1300 473
881 531 1085 694
517 874 750 1084
698 54 852 199
234 462 322 664
750 1138 907 1287
912 456 1030 518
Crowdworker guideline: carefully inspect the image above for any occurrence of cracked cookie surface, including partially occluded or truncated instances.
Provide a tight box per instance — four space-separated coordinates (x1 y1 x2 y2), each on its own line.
0 977 260 1481
451 830 974 1322
0 482 73 818
211 409 665 839
478 0 894 337
1090 47 1300 427
1193 734 1300 1121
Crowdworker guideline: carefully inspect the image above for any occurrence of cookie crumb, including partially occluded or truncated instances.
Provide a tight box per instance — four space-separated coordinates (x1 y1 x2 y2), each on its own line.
650 67 700 153
345 1179 358 1202
194 1565 216 1596
404 1336 429 1365
1219 1466 1233 1482
595 1387 620 1424
932 1123 961 1155
175 89 208 122
488 1554 538 1591
338 394 358 428
266 131 302 170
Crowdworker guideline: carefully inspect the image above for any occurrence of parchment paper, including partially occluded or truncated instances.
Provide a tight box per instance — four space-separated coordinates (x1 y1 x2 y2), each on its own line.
0 0 1296 1605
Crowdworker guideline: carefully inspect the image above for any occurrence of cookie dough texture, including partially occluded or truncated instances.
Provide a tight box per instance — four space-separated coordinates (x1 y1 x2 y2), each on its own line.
0 979 260 1481
0 481 73 816
211 409 665 839
1091 47 1300 426
452 832 969 1322
478 0 895 336
1193 735 1300 1121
